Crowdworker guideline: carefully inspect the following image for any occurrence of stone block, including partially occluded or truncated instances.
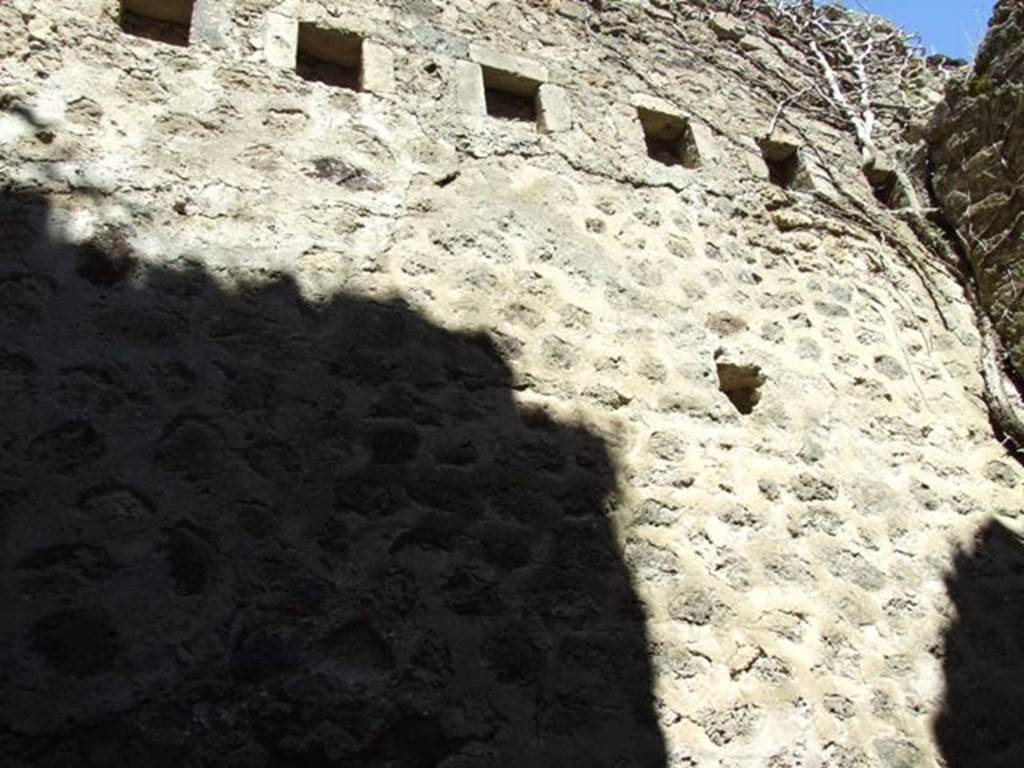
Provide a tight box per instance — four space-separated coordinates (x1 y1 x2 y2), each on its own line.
469 44 548 84
538 83 571 133
555 1 589 21
362 40 395 94
265 12 297 69
745 151 771 179
190 0 230 49
687 120 717 163
631 92 680 118
739 34 772 53
964 143 1002 177
799 150 835 196
456 60 486 116
739 136 770 177
710 13 744 42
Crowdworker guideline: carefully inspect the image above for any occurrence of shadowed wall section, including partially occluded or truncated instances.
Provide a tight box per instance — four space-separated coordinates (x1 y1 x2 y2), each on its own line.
0 190 666 767
935 519 1024 768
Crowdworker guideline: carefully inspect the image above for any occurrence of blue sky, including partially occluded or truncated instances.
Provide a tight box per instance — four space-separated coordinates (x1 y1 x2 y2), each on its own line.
834 0 996 59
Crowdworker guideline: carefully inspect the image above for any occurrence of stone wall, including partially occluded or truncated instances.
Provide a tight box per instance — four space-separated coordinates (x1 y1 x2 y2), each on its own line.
930 0 1024 383
1 1 1023 766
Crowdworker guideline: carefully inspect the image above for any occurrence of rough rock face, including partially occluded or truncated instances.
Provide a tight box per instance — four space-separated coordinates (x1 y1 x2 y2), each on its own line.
1 1 1023 766
930 0 1024 381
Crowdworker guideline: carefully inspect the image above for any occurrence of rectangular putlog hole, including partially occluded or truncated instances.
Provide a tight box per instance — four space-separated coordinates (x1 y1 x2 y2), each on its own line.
638 108 700 168
120 0 195 46
716 359 765 416
483 66 540 124
759 139 802 189
864 167 910 209
296 23 364 91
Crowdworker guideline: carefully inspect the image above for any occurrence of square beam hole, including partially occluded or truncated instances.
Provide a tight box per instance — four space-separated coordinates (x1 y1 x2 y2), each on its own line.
865 167 909 209
296 24 363 91
483 66 540 124
759 139 803 189
120 0 194 46
716 360 765 416
638 108 700 168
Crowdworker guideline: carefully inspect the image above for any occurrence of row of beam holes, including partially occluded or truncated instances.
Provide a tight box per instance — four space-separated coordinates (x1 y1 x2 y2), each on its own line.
117 0 367 87
117 1 907 208
114 1 772 417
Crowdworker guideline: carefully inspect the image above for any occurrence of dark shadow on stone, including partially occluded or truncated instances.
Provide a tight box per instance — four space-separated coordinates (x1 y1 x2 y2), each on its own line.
935 519 1024 768
0 189 667 767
